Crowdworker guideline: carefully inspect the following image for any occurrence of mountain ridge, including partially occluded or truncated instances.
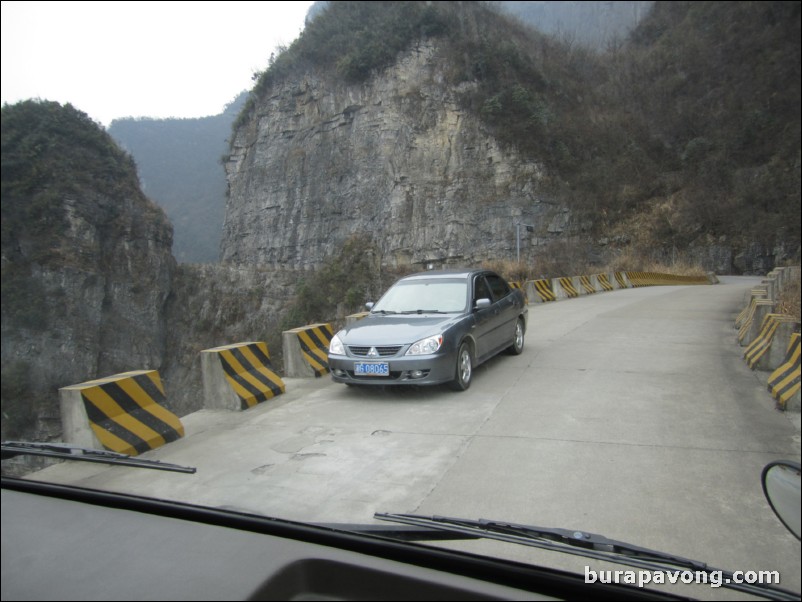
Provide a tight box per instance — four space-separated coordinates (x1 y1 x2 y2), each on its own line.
225 1 799 274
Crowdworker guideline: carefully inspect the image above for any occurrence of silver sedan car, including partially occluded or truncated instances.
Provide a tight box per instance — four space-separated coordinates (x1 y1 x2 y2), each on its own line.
328 269 528 390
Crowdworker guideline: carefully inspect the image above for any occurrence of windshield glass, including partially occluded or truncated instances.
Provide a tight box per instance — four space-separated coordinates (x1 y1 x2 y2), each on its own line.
371 279 468 313
2 1 800 600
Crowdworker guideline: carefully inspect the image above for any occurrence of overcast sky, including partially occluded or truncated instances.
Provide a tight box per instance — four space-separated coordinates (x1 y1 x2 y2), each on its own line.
1 0 315 126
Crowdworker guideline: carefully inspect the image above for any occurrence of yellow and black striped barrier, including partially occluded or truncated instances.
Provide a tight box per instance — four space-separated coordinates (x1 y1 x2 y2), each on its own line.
201 342 285 411
530 279 557 302
283 323 333 377
625 271 648 287
768 333 800 410
510 281 529 304
744 314 798 370
579 275 596 295
738 299 776 345
626 272 710 287
558 277 579 298
735 288 767 328
59 370 184 456
518 271 713 306
597 274 614 292
346 311 370 325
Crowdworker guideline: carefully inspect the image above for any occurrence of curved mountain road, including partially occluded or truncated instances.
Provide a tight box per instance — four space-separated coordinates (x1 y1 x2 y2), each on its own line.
35 275 801 598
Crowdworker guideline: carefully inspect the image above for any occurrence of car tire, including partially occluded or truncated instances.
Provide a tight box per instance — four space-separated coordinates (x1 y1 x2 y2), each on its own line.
449 342 472 391
506 318 525 355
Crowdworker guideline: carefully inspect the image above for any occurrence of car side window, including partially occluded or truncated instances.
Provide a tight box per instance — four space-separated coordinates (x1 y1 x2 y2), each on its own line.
474 276 492 304
485 274 511 301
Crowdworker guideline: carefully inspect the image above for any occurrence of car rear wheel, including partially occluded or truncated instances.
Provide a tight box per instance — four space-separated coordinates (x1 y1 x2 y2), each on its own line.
449 342 472 391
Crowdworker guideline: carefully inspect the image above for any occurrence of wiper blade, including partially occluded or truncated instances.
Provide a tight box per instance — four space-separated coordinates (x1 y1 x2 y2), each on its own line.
371 309 398 315
399 309 449 314
375 513 799 601
377 513 703 568
1 441 196 474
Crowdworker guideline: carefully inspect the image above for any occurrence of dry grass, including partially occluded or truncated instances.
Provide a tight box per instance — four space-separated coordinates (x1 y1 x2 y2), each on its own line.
777 276 801 321
483 248 708 283
603 250 708 277
481 259 537 282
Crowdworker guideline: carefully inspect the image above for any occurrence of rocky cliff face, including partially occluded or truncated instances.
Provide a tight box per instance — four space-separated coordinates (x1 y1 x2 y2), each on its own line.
2 103 182 447
1 185 175 440
161 263 297 417
222 43 562 270
1 101 295 447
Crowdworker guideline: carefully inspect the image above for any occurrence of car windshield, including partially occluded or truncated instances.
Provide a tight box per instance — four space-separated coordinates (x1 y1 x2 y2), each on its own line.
371 279 468 313
2 1 800 600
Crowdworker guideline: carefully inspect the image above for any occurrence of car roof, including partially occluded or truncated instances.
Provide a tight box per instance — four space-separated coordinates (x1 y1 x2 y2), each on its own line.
398 269 489 281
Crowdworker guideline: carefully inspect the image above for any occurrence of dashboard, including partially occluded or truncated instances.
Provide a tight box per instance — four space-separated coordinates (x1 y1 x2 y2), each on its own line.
1 477 679 601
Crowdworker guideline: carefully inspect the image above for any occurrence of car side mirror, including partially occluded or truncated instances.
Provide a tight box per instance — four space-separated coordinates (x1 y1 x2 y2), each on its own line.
761 460 801 540
365 302 374 311
474 298 492 310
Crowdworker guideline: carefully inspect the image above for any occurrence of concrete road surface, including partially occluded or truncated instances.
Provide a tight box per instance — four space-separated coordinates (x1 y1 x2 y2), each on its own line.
32 276 801 598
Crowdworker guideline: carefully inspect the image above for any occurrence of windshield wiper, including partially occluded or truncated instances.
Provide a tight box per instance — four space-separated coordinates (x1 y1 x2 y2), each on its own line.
399 309 449 314
375 513 799 601
1 441 196 474
371 309 398 315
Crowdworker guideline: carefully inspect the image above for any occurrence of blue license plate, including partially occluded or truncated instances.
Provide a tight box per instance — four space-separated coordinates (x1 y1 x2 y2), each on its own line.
354 362 390 376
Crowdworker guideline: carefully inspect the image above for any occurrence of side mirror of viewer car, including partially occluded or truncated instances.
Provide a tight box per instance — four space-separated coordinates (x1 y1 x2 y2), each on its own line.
762 460 801 540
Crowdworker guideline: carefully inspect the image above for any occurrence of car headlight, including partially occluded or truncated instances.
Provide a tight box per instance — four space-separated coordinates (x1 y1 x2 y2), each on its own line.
406 334 443 356
329 333 346 356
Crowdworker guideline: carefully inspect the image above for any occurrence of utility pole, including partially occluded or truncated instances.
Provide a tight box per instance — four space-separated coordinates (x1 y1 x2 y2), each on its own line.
516 222 535 264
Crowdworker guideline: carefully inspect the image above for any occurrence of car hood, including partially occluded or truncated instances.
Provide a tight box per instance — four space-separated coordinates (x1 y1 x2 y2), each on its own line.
339 314 462 345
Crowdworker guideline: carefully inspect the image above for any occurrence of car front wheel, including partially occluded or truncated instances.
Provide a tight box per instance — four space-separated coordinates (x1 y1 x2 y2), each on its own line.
449 342 472 391
506 318 525 355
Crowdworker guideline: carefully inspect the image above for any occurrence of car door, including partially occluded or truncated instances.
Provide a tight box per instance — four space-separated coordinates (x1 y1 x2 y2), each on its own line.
471 274 497 362
485 273 518 353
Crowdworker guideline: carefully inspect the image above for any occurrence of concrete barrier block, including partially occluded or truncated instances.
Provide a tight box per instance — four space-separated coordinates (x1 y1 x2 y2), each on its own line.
626 272 650 287
59 370 184 456
596 274 615 292
201 342 284 411
744 314 798 371
744 302 777 347
767 322 801 370
283 323 333 378
762 278 777 302
556 277 579 299
768 333 801 411
346 312 369 325
739 299 775 346
524 280 538 303
509 281 528 304
736 288 768 328
60 387 100 450
578 275 596 295
529 279 556 302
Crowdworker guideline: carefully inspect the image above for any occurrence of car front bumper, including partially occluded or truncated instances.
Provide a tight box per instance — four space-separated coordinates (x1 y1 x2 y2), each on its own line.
328 350 458 386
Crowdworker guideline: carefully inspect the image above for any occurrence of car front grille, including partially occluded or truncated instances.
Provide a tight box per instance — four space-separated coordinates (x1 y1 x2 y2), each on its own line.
348 345 403 357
